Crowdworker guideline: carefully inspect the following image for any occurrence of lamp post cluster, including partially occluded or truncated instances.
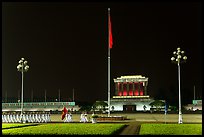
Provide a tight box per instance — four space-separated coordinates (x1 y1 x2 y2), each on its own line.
17 58 29 122
171 47 187 124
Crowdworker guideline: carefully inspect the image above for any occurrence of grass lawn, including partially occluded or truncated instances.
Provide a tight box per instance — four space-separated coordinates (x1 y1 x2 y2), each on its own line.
2 123 38 129
2 123 125 135
139 123 202 135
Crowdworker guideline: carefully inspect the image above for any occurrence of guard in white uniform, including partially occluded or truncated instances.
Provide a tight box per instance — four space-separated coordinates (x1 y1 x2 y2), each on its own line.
3 114 6 123
32 113 35 123
2 114 4 123
80 112 88 123
64 113 68 122
6 114 9 123
84 113 88 122
22 114 26 123
16 114 20 123
35 113 39 123
41 113 46 123
45 113 49 122
28 113 33 123
13 114 18 123
25 114 29 123
48 113 51 122
80 112 84 122
2 114 6 123
67 113 72 122
38 113 41 123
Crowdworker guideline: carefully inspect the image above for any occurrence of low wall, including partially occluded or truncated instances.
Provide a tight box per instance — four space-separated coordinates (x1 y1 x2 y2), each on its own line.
96 116 127 121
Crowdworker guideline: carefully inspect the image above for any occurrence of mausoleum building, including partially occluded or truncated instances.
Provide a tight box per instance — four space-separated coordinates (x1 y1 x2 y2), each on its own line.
110 75 154 111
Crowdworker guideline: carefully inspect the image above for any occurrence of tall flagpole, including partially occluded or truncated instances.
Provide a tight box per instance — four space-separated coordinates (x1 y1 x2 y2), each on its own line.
194 85 195 100
108 8 111 117
73 88 75 102
5 90 7 103
45 89 46 102
58 89 60 102
31 89 33 102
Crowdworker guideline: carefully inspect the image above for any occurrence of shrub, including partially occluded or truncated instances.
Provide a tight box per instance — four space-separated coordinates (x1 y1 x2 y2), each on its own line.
91 115 99 118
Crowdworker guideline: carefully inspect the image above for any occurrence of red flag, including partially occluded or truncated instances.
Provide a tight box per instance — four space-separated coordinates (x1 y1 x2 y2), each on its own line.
109 12 113 49
61 106 67 120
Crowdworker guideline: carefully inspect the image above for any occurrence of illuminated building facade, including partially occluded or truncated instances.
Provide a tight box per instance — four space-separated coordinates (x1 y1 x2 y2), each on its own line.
110 75 154 111
113 75 148 97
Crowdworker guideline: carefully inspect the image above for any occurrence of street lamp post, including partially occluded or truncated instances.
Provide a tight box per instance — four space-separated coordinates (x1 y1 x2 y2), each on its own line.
171 47 187 124
17 58 29 123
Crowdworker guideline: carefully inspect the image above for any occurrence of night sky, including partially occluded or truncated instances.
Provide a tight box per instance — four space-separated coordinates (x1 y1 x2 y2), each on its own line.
2 2 202 105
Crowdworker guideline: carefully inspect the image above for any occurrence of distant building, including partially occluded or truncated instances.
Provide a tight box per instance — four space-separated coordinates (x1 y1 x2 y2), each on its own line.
2 102 80 112
184 100 202 111
107 75 155 111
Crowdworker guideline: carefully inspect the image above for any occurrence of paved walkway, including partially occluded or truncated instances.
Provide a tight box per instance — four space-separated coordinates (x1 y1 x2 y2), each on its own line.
119 121 141 135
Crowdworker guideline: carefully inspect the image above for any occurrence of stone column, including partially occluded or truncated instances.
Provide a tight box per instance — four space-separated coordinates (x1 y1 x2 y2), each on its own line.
144 82 147 95
123 83 126 96
127 82 129 95
121 83 124 95
134 82 139 96
140 82 144 96
132 82 135 93
115 82 118 96
129 82 133 96
118 82 122 96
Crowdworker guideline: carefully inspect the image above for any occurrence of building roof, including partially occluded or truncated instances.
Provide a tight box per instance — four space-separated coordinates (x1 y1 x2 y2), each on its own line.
114 75 148 83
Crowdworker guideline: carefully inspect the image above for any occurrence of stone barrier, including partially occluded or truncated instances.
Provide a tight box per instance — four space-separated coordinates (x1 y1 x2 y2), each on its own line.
96 116 127 121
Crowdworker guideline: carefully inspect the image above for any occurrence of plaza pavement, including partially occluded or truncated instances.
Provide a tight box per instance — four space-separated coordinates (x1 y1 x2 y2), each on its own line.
50 113 202 135
50 113 202 123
